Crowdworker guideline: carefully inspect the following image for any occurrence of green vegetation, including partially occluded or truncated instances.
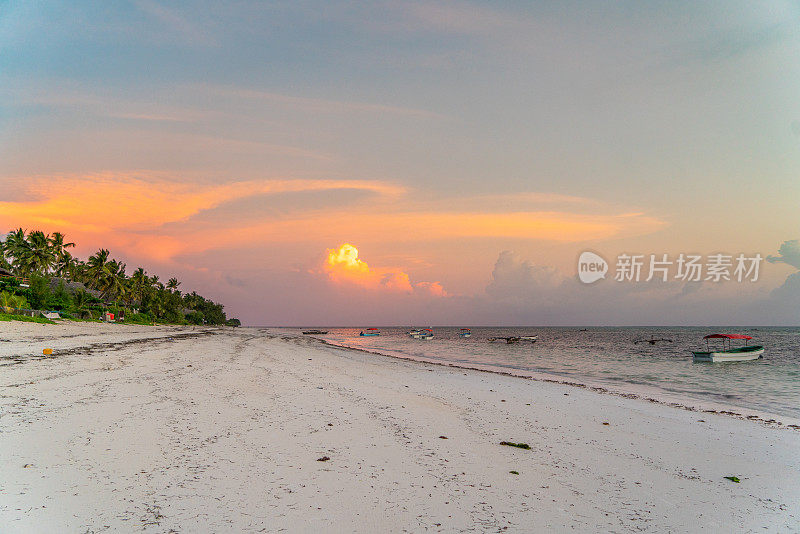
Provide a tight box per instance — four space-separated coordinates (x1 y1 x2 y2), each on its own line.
0 313 55 324
0 228 239 326
499 441 531 450
724 476 741 483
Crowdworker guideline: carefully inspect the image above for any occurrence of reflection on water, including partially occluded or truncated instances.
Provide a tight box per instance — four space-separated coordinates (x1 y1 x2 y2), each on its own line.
309 327 800 419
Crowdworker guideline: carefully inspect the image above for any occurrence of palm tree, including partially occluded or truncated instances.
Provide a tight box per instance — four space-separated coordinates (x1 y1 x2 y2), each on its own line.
49 232 75 277
129 268 148 307
103 260 127 302
150 275 163 291
85 249 112 287
53 250 76 278
85 250 127 300
22 230 56 275
0 237 11 271
3 228 29 275
166 277 181 292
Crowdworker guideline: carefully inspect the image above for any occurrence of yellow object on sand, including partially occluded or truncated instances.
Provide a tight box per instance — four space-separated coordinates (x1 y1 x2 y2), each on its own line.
43 348 53 356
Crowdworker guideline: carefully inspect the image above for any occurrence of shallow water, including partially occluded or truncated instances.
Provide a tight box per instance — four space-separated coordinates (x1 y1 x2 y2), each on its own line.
304 327 800 420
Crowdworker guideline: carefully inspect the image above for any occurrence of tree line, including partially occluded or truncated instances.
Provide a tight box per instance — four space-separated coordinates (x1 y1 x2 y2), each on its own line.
0 228 239 326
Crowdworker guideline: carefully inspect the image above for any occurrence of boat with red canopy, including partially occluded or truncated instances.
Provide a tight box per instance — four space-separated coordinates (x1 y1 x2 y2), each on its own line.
692 334 764 362
359 328 381 337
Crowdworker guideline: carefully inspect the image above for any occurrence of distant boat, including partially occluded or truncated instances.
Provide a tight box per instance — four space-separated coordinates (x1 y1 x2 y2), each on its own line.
408 328 422 339
692 334 764 362
419 328 434 340
360 328 381 337
489 335 538 344
634 337 673 345
302 330 328 335
458 328 471 338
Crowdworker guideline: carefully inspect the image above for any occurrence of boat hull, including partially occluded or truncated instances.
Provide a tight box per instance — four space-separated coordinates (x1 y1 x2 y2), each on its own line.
692 346 764 362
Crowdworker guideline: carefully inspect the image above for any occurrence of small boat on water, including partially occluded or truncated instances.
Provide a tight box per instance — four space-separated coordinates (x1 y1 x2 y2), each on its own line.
360 328 381 337
302 329 328 335
634 337 673 345
489 335 538 345
458 328 471 338
408 328 422 339
692 334 764 362
419 328 434 340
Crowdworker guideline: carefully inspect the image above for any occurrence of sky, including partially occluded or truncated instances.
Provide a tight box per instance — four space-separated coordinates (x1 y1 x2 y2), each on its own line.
1 0 799 325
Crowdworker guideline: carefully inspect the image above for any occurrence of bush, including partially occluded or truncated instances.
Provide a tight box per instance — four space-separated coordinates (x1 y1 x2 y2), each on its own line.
125 312 153 325
185 311 204 325
46 281 73 311
0 278 21 292
0 312 55 324
0 291 29 312
27 275 51 310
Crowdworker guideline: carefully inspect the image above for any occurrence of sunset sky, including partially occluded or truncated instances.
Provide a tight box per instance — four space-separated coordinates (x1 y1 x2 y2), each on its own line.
1 1 799 325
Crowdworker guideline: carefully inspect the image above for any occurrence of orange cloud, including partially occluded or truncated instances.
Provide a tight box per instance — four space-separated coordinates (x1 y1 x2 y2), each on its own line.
415 281 447 297
0 172 666 268
0 173 403 233
324 243 446 296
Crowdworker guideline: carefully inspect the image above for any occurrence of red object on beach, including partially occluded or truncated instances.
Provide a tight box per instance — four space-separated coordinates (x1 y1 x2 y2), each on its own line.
703 334 752 340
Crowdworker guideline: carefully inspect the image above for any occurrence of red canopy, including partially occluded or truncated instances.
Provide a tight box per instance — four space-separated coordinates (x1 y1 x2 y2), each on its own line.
703 334 752 340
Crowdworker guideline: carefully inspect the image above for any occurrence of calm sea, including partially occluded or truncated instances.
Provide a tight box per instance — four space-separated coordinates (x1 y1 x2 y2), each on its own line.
296 327 800 421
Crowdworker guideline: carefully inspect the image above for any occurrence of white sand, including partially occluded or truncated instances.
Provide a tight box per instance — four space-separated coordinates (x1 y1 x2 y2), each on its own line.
0 323 798 532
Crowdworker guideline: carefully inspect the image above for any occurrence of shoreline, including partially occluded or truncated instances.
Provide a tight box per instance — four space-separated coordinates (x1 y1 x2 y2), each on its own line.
2 323 799 531
309 333 800 431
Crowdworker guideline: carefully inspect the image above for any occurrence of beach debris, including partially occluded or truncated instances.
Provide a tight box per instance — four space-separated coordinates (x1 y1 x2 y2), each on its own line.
509 470 519 475
327 423 333 426
501 399 506 402
602 422 610 426
723 476 741 483
23 463 33 468
439 436 448 439
317 456 330 462
500 441 530 450
43 348 53 356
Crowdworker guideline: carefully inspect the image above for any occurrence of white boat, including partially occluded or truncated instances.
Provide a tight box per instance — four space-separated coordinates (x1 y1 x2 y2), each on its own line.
359 328 381 337
419 328 434 340
692 334 764 362
458 328 471 338
408 328 422 339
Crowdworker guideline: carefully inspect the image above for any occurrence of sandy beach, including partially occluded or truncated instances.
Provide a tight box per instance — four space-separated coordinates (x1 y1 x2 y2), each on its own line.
1 323 798 532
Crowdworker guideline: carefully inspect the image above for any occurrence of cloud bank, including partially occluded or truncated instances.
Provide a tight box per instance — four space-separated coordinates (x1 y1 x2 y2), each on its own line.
324 243 446 297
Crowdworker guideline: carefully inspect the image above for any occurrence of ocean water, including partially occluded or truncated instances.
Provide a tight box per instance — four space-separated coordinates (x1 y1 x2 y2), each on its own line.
301 327 800 421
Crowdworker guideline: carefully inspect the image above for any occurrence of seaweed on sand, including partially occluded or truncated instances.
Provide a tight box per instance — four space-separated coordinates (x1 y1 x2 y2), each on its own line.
500 441 530 450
